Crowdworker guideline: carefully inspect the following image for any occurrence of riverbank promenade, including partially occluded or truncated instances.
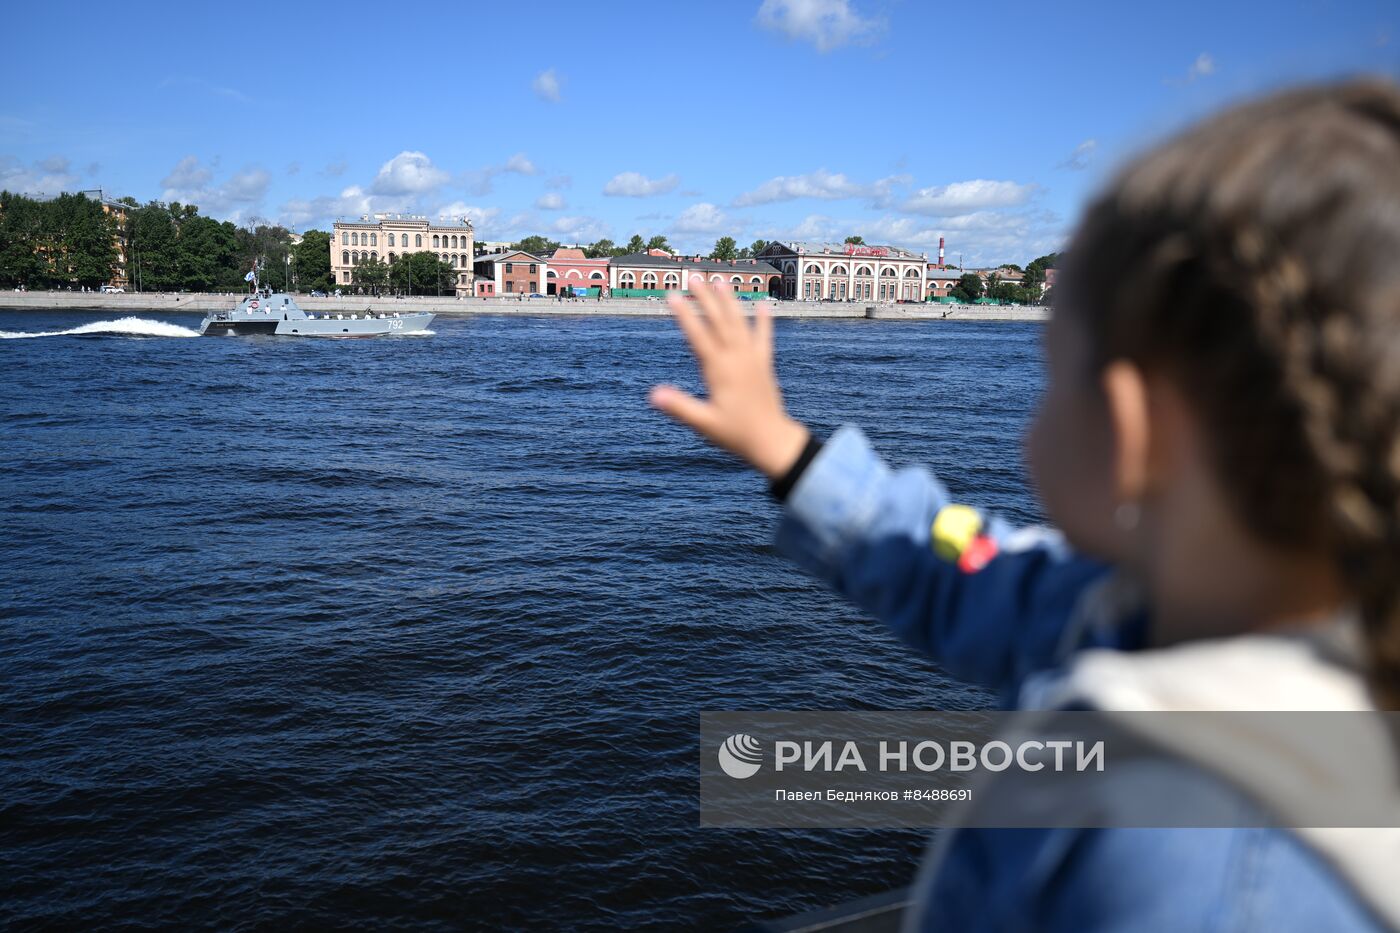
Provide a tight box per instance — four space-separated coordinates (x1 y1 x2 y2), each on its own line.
0 290 1048 322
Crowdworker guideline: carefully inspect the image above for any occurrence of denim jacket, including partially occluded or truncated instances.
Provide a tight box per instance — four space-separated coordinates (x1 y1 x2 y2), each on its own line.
774 425 1391 932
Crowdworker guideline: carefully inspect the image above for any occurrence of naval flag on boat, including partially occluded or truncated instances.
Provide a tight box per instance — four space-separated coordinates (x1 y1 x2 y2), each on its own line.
244 270 256 282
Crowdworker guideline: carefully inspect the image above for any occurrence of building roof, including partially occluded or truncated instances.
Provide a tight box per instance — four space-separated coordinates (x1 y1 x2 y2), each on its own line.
611 253 781 274
473 249 546 264
546 247 606 262
766 241 927 261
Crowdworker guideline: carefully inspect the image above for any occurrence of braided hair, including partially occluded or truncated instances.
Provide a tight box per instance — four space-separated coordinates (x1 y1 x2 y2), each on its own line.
1060 79 1400 709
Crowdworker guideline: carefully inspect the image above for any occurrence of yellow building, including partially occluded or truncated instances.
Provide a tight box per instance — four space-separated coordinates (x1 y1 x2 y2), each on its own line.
331 213 475 295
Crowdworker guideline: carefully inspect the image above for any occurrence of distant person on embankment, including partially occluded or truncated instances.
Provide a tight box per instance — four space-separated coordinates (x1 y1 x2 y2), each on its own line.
651 80 1400 931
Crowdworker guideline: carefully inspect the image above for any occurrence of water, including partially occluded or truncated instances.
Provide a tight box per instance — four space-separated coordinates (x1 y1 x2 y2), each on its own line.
0 309 1046 930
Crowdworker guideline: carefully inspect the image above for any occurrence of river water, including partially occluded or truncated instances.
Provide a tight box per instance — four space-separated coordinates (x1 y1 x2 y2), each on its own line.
1 310 1045 929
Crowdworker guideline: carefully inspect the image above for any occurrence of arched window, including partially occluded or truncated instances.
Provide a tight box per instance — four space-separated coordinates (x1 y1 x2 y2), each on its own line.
432 235 440 248
416 234 423 247
342 250 349 265
642 272 658 287
881 266 897 278
351 232 359 246
370 233 377 246
453 235 461 248
750 276 761 284
387 233 395 247
804 264 821 275
905 268 920 277
370 251 377 261
341 232 349 245
856 265 872 277
546 270 557 278
709 274 724 283
663 272 679 288
589 271 604 280
389 253 396 263
730 275 742 283
831 265 848 276
619 271 636 286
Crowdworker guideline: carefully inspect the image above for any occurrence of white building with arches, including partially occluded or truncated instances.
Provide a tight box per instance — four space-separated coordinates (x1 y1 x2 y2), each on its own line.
331 213 475 295
607 250 782 297
758 241 928 301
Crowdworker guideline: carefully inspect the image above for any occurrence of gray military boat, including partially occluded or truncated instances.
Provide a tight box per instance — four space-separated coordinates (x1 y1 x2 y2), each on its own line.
198 288 434 338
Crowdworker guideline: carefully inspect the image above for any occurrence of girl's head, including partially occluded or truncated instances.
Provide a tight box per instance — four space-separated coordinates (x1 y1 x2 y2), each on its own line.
1026 79 1400 707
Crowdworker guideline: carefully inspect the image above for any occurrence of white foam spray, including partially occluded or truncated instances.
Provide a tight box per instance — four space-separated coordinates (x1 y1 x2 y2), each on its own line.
0 317 200 339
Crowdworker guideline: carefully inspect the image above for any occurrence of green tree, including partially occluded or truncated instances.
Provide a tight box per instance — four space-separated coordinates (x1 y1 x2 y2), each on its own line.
584 238 615 259
844 235 865 245
0 190 46 287
352 256 389 292
1022 252 1059 295
513 234 560 255
625 234 647 254
44 193 118 288
749 239 769 256
128 202 180 291
293 230 333 292
389 250 459 296
711 236 737 260
646 235 671 253
175 214 239 291
949 272 984 303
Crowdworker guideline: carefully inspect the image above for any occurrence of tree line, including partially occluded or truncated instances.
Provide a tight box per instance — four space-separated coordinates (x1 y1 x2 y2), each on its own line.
0 191 337 293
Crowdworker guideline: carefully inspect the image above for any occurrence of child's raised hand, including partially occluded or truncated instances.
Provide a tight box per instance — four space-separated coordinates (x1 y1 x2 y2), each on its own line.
649 280 810 480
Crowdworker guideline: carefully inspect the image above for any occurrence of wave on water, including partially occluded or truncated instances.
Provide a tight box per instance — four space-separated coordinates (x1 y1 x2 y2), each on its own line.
0 317 201 339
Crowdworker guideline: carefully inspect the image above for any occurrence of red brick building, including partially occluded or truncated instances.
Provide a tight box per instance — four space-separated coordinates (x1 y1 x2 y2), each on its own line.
472 250 547 296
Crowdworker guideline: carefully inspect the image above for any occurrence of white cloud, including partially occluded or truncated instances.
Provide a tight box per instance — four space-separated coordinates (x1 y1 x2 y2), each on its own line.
673 202 730 234
159 156 271 219
755 0 883 52
862 210 1066 267
535 192 565 210
734 169 908 206
436 201 501 231
603 171 680 197
755 213 840 242
532 69 562 102
371 150 451 196
1169 52 1217 85
551 215 611 243
465 152 540 195
1058 139 1097 171
161 155 212 192
0 155 81 195
900 179 1034 216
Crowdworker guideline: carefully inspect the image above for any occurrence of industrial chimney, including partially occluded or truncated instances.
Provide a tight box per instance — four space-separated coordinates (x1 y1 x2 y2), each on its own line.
938 237 946 269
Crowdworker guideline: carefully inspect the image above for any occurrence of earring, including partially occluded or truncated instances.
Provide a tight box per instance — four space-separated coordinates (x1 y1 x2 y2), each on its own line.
1114 502 1141 532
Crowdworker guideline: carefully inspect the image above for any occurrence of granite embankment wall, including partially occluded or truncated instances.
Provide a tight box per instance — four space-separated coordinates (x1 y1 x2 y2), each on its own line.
0 291 1048 322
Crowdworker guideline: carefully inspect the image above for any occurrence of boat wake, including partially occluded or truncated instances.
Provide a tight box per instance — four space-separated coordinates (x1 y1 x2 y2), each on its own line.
0 317 201 339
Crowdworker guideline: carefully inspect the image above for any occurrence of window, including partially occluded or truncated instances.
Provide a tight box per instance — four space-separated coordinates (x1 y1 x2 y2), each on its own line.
506 281 514 292
341 232 349 245
342 251 349 265
389 253 396 263
857 265 872 277
642 272 658 287
529 281 537 291
415 235 422 247
433 235 440 248
529 263 536 274
370 251 377 261
351 232 359 246
388 233 395 247
590 271 603 280
505 262 513 273
805 264 820 274
370 233 377 246
546 270 556 278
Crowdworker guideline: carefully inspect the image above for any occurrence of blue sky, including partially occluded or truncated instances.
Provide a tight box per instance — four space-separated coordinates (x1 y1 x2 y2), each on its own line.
2 0 1395 265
